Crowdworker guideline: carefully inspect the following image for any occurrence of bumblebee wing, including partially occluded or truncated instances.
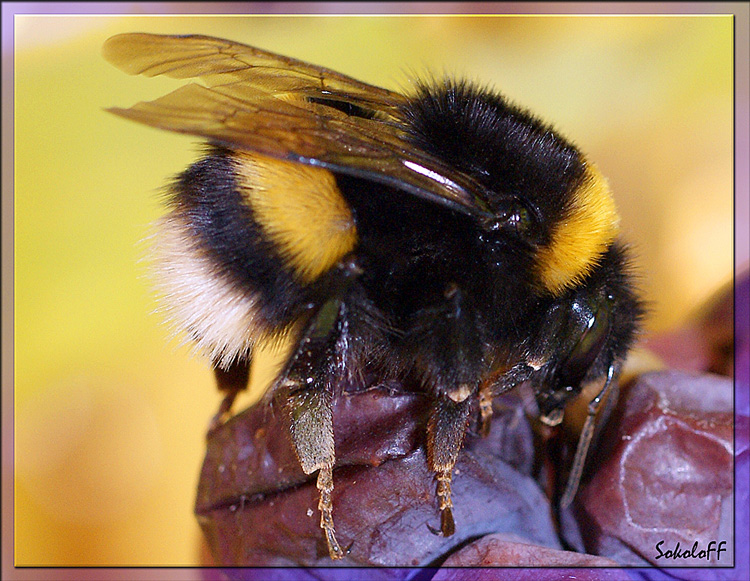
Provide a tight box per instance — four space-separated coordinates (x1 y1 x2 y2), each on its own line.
102 33 401 106
103 33 490 216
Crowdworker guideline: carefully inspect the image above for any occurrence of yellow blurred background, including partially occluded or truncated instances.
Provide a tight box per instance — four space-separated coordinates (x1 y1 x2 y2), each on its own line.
9 8 740 572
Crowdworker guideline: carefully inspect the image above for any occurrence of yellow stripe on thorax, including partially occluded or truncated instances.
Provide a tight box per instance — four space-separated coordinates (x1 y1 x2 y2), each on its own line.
536 163 620 295
234 152 357 283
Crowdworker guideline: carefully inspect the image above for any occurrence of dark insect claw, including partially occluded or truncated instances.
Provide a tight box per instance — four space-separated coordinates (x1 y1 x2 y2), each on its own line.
426 522 442 536
426 507 455 537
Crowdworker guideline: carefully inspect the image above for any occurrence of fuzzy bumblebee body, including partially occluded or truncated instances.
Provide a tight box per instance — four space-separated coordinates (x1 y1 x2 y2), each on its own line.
104 33 643 560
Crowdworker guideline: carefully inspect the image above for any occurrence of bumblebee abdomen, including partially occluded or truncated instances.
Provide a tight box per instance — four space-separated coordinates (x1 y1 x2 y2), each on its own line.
152 147 357 368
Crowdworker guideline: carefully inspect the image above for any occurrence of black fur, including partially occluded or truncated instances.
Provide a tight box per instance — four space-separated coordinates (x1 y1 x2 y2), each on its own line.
403 80 586 246
168 148 312 327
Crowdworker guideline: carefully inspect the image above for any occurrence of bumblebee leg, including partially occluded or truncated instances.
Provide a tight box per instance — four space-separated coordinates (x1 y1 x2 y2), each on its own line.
209 358 251 432
475 362 534 439
287 380 342 559
283 298 348 560
478 380 494 438
426 393 472 536
414 283 478 536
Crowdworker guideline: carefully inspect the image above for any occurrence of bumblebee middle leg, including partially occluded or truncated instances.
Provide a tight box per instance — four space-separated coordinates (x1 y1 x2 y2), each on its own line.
416 283 480 537
426 393 472 536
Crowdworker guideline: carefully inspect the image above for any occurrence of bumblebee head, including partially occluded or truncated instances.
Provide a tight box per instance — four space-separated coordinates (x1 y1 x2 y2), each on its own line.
531 242 643 419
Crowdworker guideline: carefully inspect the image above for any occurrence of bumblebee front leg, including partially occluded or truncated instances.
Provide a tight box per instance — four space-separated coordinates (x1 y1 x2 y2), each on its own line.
282 298 347 560
477 379 494 438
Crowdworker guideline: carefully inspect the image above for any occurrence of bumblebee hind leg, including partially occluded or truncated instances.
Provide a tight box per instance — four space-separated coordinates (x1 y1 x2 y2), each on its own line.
282 296 349 559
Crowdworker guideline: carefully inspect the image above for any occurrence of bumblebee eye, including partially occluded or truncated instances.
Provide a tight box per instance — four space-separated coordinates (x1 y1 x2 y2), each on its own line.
558 294 613 390
504 205 531 231
483 200 535 237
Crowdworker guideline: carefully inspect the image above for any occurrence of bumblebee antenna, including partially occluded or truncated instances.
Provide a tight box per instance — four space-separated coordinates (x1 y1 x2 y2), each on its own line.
560 363 617 508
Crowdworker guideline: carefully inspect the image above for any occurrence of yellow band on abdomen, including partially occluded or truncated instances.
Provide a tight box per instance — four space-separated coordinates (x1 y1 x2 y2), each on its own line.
233 152 358 284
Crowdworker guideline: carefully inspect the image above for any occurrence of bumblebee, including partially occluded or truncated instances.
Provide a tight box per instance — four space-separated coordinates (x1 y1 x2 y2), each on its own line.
104 33 643 560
